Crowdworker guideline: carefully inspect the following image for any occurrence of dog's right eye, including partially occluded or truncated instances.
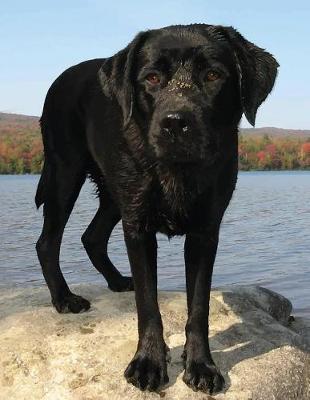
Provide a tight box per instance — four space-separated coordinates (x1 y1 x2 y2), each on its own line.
206 70 221 82
146 73 161 85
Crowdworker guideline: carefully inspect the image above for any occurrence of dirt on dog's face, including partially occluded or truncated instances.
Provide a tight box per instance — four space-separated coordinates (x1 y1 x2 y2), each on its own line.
135 33 242 165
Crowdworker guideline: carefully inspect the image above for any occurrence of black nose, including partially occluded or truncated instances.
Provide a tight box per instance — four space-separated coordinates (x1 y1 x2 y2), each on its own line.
160 112 191 136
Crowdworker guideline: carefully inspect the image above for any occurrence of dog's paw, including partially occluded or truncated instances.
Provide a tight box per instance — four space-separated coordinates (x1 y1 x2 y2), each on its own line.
52 293 91 313
108 276 134 292
183 360 225 394
124 352 168 391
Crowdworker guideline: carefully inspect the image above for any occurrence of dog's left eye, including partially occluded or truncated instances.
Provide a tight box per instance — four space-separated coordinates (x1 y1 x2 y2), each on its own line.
206 70 220 81
146 73 161 85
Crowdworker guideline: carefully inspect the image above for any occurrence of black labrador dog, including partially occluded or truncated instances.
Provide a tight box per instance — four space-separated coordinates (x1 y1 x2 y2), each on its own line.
35 24 278 394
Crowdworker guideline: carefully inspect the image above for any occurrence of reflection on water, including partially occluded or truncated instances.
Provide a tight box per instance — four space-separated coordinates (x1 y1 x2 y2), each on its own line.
0 172 309 317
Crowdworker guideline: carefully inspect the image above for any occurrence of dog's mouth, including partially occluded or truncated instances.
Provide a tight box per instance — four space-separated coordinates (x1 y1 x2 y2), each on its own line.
156 152 201 166
167 157 201 166
149 123 219 168
156 150 219 168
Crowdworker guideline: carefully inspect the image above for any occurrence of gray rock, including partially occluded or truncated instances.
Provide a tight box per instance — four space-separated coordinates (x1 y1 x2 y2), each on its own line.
0 284 309 399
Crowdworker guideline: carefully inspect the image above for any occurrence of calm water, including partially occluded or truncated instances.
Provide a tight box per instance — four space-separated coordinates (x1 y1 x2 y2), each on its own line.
0 172 309 317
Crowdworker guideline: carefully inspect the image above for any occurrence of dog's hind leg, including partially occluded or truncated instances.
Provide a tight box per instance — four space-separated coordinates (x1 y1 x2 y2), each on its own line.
36 159 90 313
82 194 134 292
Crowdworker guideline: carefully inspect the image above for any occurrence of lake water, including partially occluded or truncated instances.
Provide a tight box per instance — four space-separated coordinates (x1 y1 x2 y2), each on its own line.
0 172 309 317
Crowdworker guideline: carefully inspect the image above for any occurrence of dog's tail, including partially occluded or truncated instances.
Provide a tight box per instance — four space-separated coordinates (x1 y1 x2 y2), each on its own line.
35 115 50 210
35 161 47 209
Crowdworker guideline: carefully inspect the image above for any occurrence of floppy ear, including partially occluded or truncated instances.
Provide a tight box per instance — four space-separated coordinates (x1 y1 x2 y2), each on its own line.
98 31 149 128
215 26 279 126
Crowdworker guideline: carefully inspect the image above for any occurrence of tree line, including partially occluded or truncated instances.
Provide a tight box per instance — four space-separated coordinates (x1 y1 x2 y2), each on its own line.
239 134 310 170
0 128 309 174
0 126 43 174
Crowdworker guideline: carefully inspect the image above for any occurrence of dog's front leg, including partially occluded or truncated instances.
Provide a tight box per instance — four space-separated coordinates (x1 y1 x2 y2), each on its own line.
183 229 225 394
123 229 168 391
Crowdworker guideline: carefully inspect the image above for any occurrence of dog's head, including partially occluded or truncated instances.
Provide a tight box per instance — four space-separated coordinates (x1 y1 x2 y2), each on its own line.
99 25 279 165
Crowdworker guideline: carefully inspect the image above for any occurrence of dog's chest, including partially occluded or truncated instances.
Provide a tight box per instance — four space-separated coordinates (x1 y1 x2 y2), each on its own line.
146 171 207 236
152 209 193 236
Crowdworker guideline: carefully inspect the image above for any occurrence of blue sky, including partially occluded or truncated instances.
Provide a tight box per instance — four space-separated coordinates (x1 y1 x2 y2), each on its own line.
1 0 309 128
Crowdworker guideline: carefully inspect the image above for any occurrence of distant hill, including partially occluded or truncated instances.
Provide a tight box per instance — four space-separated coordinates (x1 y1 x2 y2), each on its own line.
0 112 309 138
0 112 39 122
241 127 310 138
0 112 40 137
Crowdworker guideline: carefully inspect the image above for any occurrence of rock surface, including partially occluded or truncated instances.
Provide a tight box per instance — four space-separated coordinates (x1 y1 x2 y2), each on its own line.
0 284 309 400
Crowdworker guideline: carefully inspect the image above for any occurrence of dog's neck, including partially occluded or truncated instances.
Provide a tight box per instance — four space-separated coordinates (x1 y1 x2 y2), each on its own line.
155 163 211 218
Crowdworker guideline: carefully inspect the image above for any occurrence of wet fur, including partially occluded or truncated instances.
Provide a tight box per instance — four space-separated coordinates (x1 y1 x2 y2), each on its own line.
35 24 278 394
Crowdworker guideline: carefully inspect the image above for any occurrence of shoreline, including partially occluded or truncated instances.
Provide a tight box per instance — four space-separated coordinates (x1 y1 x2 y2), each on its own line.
1 282 310 319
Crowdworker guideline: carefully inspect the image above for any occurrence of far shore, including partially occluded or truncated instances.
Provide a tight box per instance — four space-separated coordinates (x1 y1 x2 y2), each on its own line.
0 169 310 176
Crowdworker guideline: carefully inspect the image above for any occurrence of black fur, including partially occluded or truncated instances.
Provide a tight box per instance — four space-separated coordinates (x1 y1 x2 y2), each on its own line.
36 24 278 394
